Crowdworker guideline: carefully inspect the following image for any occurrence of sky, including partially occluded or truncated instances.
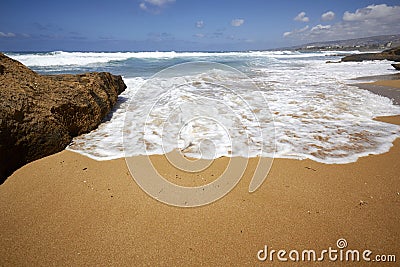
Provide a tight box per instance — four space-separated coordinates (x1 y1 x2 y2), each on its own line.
0 0 400 51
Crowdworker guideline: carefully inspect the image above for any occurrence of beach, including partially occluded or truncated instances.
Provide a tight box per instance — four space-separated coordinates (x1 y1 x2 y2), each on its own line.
1 79 399 265
2 0 400 265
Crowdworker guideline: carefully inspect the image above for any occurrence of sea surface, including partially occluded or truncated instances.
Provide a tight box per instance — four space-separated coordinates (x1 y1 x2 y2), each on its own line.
7 50 400 164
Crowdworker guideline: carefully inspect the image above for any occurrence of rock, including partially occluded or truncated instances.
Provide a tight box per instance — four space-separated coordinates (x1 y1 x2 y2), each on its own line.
341 46 400 62
392 63 400 70
0 53 126 183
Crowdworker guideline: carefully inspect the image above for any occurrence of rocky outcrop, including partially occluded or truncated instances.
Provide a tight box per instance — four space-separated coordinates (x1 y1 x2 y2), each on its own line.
392 63 400 70
0 53 126 183
341 46 400 62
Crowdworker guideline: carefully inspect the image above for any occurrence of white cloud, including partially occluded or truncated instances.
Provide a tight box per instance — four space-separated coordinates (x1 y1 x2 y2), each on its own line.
283 31 292 37
139 0 175 12
196 20 204 28
194 33 204 38
294 12 309 22
283 25 309 37
139 2 147 10
311 24 331 32
143 0 175 7
343 4 400 21
321 11 335 21
0 32 16 38
231 19 244 27
283 4 400 41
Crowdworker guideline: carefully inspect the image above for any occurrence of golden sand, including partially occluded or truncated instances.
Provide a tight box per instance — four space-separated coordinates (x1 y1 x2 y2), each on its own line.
372 79 400 89
1 81 400 266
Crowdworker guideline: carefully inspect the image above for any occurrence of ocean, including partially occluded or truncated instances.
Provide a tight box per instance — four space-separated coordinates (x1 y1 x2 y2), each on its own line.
6 50 400 164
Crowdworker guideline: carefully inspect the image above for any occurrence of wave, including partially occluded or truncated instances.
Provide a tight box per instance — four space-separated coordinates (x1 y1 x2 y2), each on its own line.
6 50 360 67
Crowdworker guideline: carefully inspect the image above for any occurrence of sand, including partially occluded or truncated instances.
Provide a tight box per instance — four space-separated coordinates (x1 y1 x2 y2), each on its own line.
1 81 400 266
372 80 400 89
355 75 400 105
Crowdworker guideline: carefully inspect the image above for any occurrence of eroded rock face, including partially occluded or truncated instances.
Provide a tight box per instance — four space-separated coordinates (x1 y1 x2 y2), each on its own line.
341 46 400 62
0 53 126 183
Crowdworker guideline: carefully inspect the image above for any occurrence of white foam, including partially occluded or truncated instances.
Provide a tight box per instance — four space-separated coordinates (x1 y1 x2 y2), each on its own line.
65 56 400 164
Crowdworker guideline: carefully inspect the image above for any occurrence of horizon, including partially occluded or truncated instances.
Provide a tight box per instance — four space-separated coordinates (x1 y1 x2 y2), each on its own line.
4 32 398 53
1 1 400 52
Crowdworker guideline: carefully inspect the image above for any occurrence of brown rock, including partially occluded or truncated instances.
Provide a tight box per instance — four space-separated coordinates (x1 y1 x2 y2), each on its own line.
0 53 126 183
341 46 400 62
392 63 400 70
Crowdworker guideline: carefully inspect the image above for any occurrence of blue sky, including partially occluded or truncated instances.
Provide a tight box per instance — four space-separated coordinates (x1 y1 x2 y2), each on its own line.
1 0 399 51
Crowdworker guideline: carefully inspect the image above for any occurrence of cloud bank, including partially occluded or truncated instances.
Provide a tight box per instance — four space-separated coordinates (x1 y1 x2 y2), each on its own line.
283 4 400 41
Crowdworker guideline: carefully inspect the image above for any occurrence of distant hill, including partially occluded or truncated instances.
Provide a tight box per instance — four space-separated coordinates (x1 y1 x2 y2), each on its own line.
288 34 400 51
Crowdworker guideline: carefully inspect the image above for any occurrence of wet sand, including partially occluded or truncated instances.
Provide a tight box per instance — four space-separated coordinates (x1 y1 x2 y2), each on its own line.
355 74 400 105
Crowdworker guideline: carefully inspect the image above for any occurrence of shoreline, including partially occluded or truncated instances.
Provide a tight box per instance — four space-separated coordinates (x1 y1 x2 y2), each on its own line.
1 79 400 265
353 73 400 105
